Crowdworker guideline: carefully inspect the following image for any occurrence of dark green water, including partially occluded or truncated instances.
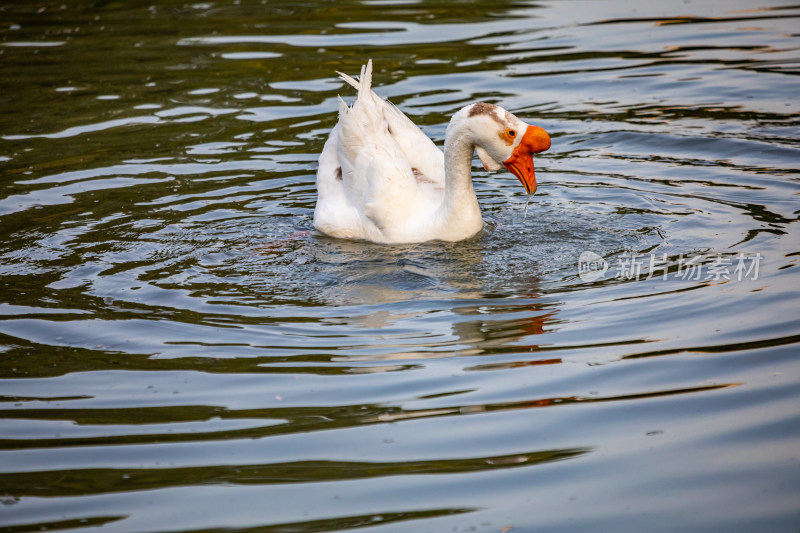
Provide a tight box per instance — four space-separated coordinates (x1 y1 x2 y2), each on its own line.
1 1 799 531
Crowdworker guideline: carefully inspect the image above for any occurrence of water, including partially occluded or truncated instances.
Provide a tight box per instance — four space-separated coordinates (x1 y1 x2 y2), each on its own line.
1 1 799 531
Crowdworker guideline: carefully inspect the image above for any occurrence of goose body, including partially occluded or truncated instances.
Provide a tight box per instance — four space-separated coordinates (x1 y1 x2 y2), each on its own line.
314 60 550 244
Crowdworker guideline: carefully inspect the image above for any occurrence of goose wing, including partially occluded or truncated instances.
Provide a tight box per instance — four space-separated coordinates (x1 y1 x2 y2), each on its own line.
337 60 444 188
314 61 445 241
335 87 418 236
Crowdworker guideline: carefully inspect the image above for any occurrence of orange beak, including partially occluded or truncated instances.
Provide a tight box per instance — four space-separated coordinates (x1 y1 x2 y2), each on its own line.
503 125 551 195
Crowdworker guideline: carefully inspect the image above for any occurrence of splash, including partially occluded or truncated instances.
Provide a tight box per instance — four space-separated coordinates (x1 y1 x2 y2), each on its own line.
523 192 532 221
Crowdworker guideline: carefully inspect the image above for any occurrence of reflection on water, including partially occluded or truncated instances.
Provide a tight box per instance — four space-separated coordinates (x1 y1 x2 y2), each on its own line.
1 0 799 531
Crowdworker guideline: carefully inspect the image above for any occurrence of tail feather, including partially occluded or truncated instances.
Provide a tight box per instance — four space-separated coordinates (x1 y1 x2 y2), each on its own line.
336 96 349 121
337 71 360 91
336 59 373 97
358 59 373 100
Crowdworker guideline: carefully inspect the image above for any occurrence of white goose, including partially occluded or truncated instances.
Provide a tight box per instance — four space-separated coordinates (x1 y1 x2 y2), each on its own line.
314 60 551 244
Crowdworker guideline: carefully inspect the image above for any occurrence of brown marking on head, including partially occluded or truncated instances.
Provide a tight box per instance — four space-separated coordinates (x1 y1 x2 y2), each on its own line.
468 102 504 126
334 166 343 181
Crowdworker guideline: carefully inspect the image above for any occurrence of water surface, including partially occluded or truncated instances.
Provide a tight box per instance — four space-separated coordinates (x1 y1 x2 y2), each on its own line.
1 1 799 531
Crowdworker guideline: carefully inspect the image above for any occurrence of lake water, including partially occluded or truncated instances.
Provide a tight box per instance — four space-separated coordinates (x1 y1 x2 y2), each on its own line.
1 1 799 531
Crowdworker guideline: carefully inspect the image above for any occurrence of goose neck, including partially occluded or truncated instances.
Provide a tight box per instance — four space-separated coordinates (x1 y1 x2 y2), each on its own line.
442 120 479 213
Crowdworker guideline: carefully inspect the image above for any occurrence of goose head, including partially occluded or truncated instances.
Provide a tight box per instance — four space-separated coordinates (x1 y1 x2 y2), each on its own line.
466 102 551 195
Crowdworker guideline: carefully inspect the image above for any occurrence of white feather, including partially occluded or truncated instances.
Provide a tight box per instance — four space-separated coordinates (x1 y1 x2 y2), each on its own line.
314 60 540 243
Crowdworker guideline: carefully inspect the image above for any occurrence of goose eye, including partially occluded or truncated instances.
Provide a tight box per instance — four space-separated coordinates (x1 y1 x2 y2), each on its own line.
499 128 518 146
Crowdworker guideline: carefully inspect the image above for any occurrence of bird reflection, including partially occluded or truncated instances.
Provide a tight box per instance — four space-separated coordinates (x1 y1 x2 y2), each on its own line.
301 237 561 366
309 233 488 309
252 226 562 370
451 287 561 369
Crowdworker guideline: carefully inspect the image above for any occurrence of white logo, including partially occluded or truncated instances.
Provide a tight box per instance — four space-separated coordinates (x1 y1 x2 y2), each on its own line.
578 251 608 282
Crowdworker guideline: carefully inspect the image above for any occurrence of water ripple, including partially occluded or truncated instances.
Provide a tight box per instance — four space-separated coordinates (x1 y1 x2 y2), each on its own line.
1 1 799 531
